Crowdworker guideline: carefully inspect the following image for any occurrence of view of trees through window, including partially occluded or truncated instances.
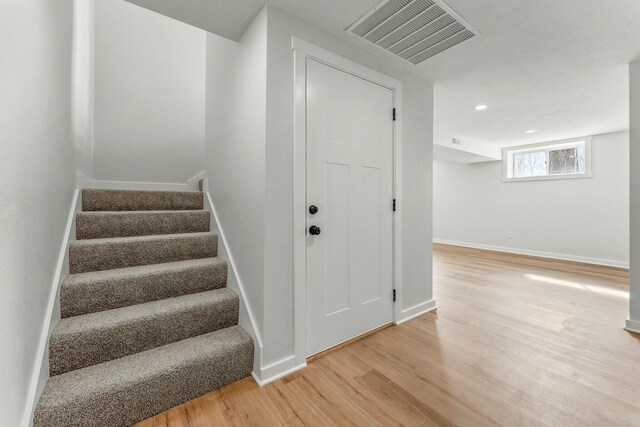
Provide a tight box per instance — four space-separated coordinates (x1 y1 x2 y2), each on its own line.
514 151 546 177
512 142 587 178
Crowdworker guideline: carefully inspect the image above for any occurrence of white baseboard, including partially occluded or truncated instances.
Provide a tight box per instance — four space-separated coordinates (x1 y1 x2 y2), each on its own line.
76 171 93 189
433 239 629 269
624 318 640 334
395 299 437 325
22 189 80 427
186 171 205 189
252 355 306 387
78 171 205 192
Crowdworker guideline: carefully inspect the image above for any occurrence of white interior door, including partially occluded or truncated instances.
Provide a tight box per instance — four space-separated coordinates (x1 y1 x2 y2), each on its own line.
306 58 394 356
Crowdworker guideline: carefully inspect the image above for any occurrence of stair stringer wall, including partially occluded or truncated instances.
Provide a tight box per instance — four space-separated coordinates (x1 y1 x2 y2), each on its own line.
23 187 81 427
203 185 263 377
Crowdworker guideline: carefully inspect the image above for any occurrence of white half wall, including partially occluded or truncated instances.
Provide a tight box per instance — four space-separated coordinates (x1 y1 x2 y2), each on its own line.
264 5 435 368
94 0 206 183
0 1 76 425
629 62 640 331
434 131 630 267
204 8 268 360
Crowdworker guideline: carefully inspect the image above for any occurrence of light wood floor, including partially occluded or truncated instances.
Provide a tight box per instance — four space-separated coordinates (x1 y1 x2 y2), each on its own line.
135 244 640 427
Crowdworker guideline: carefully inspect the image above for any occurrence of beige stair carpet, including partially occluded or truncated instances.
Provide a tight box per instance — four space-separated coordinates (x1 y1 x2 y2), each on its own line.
61 257 228 317
76 210 210 239
34 188 254 427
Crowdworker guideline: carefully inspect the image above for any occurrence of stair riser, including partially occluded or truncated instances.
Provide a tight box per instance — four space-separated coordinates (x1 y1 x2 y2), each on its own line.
76 211 210 239
82 189 203 211
50 293 239 375
61 260 227 318
69 234 217 274
35 328 254 427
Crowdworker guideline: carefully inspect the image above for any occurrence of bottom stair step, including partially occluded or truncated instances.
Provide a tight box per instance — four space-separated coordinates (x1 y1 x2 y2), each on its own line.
34 325 254 427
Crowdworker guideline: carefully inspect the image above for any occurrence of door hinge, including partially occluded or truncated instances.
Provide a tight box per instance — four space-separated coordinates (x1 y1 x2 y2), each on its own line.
393 198 396 212
393 289 397 302
392 108 396 121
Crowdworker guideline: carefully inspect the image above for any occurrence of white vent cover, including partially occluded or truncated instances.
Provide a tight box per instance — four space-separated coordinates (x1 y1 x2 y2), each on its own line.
347 0 477 64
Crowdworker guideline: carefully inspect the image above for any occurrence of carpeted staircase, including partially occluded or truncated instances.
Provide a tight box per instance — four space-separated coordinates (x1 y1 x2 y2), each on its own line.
34 189 254 427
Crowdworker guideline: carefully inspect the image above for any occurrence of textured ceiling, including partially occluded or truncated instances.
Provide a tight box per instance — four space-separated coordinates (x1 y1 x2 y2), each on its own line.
422 0 640 147
125 0 640 147
268 0 640 147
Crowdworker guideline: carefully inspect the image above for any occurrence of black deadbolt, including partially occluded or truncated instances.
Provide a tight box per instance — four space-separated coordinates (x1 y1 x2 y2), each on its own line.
309 225 321 236
309 205 318 215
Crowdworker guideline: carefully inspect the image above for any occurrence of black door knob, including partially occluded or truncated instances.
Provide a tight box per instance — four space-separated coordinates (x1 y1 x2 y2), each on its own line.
309 205 318 215
309 225 321 236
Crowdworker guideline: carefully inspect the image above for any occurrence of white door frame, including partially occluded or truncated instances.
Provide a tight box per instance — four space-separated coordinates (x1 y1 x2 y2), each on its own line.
292 37 403 367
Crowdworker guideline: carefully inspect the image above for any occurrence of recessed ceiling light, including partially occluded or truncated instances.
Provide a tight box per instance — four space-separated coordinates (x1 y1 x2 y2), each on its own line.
525 129 537 134
475 104 488 111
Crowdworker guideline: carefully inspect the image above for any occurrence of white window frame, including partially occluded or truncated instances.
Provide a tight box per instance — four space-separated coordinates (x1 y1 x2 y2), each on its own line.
502 136 593 182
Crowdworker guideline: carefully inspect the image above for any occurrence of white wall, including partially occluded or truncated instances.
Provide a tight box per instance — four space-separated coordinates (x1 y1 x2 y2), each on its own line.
205 5 434 378
629 62 640 330
434 131 630 267
72 0 95 177
94 0 206 183
0 1 76 425
205 9 267 343
264 5 434 367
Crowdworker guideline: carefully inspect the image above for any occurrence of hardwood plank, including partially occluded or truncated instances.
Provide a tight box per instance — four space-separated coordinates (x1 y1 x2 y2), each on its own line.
134 244 640 427
355 370 457 427
306 322 393 362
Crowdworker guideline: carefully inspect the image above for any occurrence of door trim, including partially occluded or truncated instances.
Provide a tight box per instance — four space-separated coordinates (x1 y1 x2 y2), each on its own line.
292 37 403 367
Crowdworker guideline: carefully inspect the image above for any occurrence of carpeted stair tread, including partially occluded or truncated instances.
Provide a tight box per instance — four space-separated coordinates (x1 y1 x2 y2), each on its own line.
34 187 255 426
69 232 217 273
34 325 254 427
61 258 227 317
76 210 210 239
50 288 239 376
82 188 203 211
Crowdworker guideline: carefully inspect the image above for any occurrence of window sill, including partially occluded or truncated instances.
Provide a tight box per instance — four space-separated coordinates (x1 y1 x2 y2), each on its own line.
502 172 592 183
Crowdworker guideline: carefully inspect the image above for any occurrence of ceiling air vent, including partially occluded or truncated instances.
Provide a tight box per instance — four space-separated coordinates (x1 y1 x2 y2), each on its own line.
347 0 477 64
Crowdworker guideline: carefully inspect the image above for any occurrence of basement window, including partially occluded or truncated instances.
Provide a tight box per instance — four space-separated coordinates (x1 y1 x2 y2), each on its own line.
502 137 592 182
